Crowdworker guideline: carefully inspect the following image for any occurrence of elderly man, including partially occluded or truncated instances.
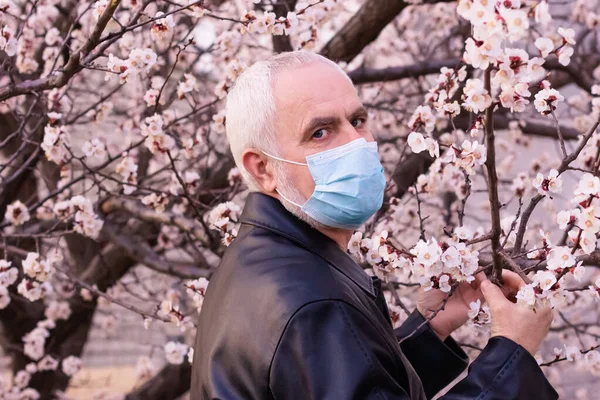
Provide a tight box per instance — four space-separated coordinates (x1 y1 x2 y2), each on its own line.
191 51 558 399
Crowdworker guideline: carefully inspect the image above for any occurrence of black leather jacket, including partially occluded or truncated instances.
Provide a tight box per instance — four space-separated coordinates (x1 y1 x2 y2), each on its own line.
191 192 558 399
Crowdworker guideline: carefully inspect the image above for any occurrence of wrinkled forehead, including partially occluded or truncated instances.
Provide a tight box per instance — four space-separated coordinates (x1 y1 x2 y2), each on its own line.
272 62 360 133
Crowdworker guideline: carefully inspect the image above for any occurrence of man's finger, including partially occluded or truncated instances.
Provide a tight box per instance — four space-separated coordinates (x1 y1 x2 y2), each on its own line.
469 271 486 290
480 279 510 308
500 269 526 291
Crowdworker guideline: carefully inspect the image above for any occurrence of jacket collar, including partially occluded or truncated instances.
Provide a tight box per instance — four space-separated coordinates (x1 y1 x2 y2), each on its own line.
239 192 375 298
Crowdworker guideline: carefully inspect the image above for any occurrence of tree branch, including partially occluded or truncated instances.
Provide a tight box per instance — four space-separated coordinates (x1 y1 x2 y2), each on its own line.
0 0 121 101
101 220 213 279
483 68 503 284
319 0 454 63
349 58 462 85
100 197 208 243
513 114 600 253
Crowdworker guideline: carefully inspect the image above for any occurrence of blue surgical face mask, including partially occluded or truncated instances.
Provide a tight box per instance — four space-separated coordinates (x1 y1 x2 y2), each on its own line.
262 138 386 229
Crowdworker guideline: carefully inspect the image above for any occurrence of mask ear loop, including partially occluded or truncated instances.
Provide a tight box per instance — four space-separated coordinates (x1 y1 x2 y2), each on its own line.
275 189 304 208
261 150 308 166
261 150 307 208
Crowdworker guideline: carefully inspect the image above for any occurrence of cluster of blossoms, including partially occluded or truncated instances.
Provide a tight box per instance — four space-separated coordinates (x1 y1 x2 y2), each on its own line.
168 170 201 196
238 0 338 39
214 0 339 98
143 75 167 107
185 277 209 314
442 139 487 175
150 11 176 43
533 168 563 196
81 137 106 160
17 252 55 302
207 201 241 246
115 151 138 194
348 230 411 282
534 80 566 115
157 288 194 331
514 169 600 309
164 341 192 365
140 114 175 154
406 105 440 158
456 0 569 117
177 73 197 99
214 59 248 99
467 299 491 326
542 344 600 376
141 192 170 213
8 314 82 397
425 66 468 117
52 195 104 239
349 228 480 292
239 9 298 37
41 113 70 165
0 25 17 56
462 78 492 114
408 234 480 292
106 48 158 84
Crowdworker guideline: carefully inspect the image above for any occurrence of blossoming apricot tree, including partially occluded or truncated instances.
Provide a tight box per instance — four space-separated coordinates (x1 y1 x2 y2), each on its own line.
1 0 600 398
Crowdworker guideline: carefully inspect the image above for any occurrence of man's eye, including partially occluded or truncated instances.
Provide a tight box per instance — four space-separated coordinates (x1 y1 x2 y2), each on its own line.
351 118 365 128
312 129 328 139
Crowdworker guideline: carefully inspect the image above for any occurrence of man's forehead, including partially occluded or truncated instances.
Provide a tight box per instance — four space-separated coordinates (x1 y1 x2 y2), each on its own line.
273 62 359 113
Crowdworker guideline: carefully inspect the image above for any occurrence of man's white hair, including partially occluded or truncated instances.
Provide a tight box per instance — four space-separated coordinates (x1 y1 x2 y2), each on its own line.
225 50 351 191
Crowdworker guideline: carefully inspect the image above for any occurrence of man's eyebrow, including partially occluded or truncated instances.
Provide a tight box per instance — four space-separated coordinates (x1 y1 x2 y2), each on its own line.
301 116 339 139
349 106 369 119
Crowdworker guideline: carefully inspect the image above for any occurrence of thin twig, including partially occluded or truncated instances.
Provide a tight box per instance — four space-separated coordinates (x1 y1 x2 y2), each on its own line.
483 68 503 284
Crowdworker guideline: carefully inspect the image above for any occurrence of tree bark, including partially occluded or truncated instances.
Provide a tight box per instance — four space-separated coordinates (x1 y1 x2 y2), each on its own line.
319 0 454 63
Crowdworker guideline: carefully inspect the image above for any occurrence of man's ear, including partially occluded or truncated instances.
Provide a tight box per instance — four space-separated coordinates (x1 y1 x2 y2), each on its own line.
242 149 277 193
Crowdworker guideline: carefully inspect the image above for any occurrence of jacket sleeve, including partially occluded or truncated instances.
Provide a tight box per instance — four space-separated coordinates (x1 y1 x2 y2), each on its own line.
396 309 559 400
269 299 411 400
395 310 469 398
442 336 558 399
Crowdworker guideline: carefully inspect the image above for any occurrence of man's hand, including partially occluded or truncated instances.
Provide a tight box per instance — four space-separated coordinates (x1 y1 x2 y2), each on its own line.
481 270 553 356
417 274 485 341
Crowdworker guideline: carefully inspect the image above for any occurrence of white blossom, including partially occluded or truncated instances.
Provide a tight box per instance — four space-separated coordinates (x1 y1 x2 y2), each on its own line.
532 169 562 194
515 284 536 307
348 232 363 256
61 355 82 376
22 252 53 282
546 246 576 270
565 344 580 361
534 84 564 115
533 270 557 291
557 209 580 229
6 200 30 226
575 173 600 196
407 132 427 154
462 79 492 113
0 259 18 287
38 355 59 371
558 27 576 45
410 238 441 268
534 37 554 58
82 138 106 159
534 1 552 26
164 341 188 365
45 301 72 321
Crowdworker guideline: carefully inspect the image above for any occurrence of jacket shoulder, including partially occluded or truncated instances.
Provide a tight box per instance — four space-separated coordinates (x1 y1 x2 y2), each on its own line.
221 224 345 310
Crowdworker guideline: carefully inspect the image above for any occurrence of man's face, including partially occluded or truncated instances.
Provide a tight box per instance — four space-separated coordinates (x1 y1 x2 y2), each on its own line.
272 62 374 203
